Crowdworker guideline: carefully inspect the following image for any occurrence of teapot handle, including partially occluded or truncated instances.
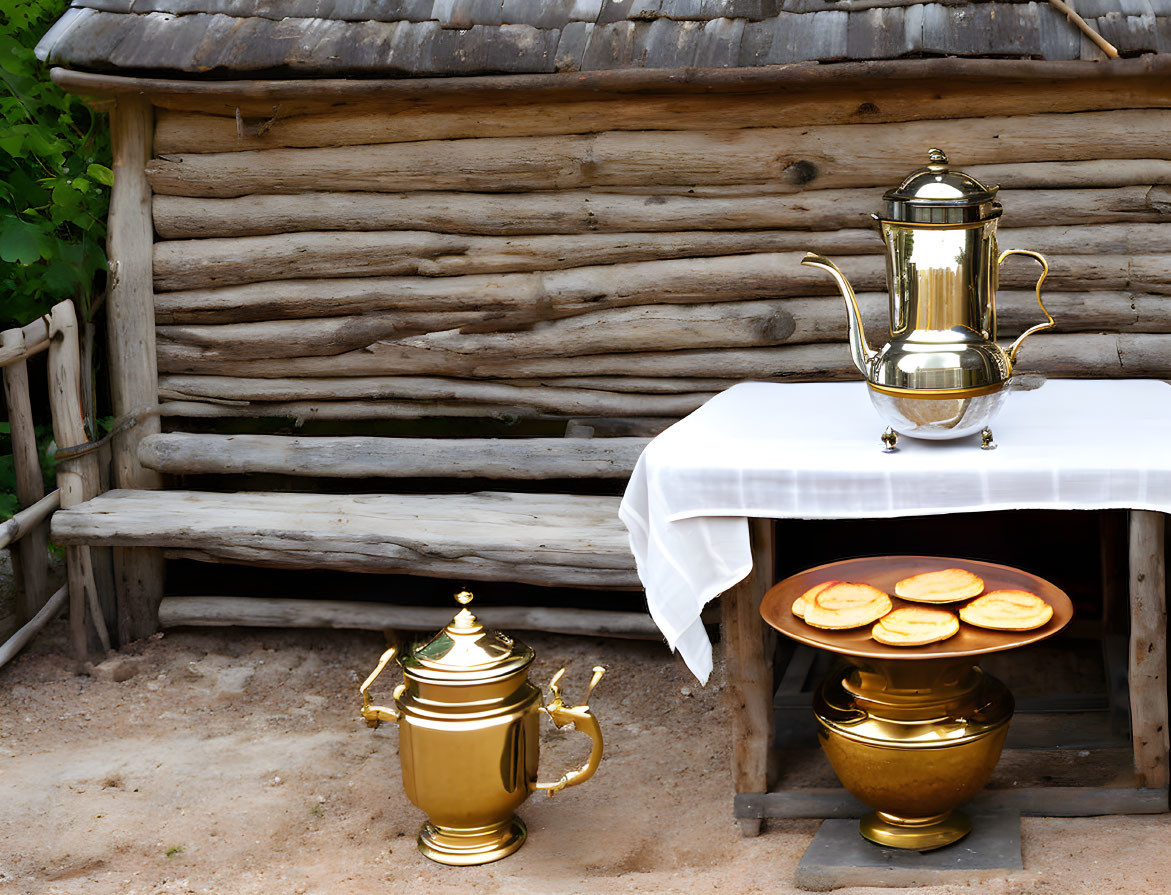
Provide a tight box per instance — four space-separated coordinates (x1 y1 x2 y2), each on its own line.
998 249 1054 368
535 666 606 796
359 646 404 728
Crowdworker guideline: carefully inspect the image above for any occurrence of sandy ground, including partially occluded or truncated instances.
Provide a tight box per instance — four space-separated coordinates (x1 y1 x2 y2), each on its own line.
1 621 1169 895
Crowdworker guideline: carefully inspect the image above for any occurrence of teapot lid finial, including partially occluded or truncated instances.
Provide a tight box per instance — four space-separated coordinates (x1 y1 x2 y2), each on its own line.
927 148 948 168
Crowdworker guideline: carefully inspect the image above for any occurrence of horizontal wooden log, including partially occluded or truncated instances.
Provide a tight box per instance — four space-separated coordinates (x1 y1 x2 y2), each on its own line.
151 185 1171 240
145 111 1171 198
151 76 1171 154
138 433 648 478
157 377 717 418
51 489 641 588
155 279 1171 370
158 597 667 639
152 229 884 292
152 219 1171 293
0 315 50 368
156 333 1171 384
154 253 841 325
0 490 61 552
52 57 1171 114
0 584 68 672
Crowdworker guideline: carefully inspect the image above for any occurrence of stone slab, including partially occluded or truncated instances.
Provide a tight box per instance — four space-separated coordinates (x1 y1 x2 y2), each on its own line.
794 810 1022 891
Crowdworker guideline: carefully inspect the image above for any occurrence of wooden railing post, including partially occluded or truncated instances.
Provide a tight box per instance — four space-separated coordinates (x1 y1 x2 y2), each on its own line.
47 301 112 656
107 96 165 644
2 357 50 623
1128 509 1169 791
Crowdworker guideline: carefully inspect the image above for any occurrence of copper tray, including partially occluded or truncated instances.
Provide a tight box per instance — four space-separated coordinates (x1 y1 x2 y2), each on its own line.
761 555 1073 660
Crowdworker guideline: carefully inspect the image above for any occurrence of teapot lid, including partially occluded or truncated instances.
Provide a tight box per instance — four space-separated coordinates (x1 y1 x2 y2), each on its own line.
881 149 1002 225
401 590 534 683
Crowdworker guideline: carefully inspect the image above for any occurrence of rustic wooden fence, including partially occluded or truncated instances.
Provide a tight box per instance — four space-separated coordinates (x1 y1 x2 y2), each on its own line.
0 301 109 666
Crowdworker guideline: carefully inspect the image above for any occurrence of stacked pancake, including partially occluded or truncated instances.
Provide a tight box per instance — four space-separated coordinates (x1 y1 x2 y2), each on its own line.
792 566 1054 646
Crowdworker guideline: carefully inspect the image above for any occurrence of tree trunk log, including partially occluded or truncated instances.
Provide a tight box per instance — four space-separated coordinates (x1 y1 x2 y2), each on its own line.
153 253 847 324
145 111 1171 198
152 229 884 292
158 596 674 638
1127 510 1169 789
108 97 165 646
151 185 1171 240
51 490 641 588
138 433 648 478
155 284 1171 368
2 358 50 623
47 302 112 656
156 377 717 418
151 76 1171 154
155 332 1171 385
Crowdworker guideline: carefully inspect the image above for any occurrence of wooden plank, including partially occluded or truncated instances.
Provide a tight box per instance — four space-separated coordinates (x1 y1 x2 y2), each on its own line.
721 517 776 837
734 786 1170 818
156 378 716 418
137 433 648 478
1128 509 1169 789
46 301 112 657
108 96 165 645
2 359 50 622
150 185 1171 240
157 596 674 639
50 489 641 588
143 110 1171 198
150 229 870 292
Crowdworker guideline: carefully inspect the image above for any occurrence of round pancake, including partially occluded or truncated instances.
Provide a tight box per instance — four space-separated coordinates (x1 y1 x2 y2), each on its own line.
792 579 843 619
803 582 893 630
894 568 985 604
872 606 960 646
959 589 1053 631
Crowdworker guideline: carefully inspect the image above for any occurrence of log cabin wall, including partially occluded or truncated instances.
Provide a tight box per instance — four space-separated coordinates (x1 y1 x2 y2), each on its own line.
143 73 1171 435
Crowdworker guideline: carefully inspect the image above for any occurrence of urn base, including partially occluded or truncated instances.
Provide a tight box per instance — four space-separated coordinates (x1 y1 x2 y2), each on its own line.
417 816 527 866
860 809 972 851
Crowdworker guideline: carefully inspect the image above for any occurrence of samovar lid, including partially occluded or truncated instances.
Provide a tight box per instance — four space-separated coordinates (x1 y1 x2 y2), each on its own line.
402 589 535 683
881 149 1002 226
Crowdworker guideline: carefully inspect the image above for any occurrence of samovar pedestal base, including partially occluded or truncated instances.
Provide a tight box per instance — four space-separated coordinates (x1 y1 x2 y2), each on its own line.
417 817 527 866
860 809 972 852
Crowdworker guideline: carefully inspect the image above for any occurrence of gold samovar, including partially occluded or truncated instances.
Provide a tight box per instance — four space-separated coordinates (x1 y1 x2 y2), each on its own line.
802 149 1055 449
360 590 606 865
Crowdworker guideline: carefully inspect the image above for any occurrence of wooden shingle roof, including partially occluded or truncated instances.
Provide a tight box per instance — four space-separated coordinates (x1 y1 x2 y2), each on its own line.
37 0 1171 77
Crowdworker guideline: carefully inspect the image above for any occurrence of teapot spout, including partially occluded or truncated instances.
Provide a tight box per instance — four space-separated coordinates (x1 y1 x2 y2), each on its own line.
801 252 875 377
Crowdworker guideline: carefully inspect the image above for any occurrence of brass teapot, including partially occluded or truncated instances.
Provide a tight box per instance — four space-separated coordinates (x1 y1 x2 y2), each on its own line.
802 149 1055 447
360 590 606 866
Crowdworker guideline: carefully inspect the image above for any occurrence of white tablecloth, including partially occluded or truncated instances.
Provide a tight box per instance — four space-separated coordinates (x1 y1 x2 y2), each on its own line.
618 379 1171 683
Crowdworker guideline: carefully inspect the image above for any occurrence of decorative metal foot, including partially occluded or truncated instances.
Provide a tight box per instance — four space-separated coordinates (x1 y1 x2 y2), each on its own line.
980 427 997 450
881 427 899 452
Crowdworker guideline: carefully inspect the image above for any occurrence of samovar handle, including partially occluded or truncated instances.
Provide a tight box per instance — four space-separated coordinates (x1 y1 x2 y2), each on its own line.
998 249 1054 368
535 665 607 796
359 646 405 728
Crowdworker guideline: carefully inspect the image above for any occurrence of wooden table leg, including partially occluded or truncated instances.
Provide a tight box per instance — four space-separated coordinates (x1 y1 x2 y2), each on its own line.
722 517 776 836
1128 510 1169 791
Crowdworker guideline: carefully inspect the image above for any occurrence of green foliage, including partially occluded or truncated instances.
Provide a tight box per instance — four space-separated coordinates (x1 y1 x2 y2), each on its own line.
0 0 111 329
0 421 57 519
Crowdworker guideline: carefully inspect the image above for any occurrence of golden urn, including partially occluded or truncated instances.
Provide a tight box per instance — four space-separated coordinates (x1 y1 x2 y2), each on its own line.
360 590 606 866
